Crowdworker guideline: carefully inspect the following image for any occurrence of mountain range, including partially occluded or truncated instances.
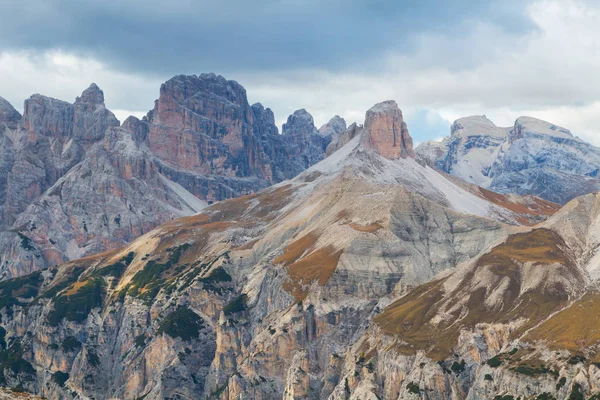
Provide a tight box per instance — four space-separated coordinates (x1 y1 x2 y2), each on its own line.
1 75 600 399
416 115 600 204
0 74 345 280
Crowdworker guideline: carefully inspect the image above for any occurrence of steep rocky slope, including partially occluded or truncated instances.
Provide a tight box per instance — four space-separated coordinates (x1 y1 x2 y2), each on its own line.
0 100 561 399
327 192 600 399
0 74 332 279
416 115 600 204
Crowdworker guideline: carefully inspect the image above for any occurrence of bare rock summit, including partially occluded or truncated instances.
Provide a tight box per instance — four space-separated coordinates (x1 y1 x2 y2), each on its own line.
361 100 414 159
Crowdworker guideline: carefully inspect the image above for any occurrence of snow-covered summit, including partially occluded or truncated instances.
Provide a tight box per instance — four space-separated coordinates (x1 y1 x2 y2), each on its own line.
451 115 510 139
416 114 600 203
513 116 577 140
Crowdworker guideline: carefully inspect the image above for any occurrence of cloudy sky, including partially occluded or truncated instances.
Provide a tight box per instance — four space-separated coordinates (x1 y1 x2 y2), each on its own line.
1 0 600 144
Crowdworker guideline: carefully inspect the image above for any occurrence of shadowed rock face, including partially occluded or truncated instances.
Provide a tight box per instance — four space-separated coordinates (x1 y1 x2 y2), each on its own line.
144 74 333 203
6 86 120 226
73 83 119 145
282 108 331 170
146 74 264 177
23 95 74 140
0 97 21 132
361 100 414 159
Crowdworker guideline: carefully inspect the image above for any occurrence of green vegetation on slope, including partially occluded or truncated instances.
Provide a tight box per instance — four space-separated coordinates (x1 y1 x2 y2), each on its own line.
158 306 204 341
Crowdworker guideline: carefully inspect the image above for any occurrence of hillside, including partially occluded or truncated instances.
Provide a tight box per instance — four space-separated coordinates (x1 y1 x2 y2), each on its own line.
0 100 565 399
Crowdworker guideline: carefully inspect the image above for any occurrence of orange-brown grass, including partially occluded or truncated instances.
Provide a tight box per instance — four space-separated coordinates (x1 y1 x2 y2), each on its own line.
374 280 449 359
274 233 319 266
375 229 578 359
282 247 342 301
36 181 267 299
526 292 600 356
253 184 296 219
349 222 383 233
64 280 89 296
275 232 342 301
235 238 260 250
478 188 560 225
476 228 571 267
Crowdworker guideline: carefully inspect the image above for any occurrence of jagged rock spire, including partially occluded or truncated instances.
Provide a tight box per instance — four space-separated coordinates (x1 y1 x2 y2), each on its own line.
361 100 414 159
318 115 346 137
77 83 105 105
282 109 317 137
0 96 21 130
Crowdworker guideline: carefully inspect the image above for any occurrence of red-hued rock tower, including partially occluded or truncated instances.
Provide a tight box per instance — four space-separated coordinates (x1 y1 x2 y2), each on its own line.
361 100 414 159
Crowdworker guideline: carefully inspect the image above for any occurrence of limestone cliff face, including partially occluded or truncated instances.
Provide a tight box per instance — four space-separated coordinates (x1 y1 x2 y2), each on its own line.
72 83 119 145
281 109 331 170
5 87 119 228
361 100 414 159
146 74 265 178
326 122 362 156
143 74 329 204
0 97 21 132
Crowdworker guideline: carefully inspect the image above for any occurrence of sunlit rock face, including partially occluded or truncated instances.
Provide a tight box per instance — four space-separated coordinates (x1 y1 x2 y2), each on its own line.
361 100 414 160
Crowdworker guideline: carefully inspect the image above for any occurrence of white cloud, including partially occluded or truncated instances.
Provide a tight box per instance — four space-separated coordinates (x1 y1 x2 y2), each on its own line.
244 0 600 141
0 0 599 145
112 110 147 124
0 50 157 116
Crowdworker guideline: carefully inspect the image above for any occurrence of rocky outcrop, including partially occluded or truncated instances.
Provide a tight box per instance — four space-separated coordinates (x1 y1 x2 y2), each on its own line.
0 98 21 231
282 109 331 169
72 83 119 145
143 74 330 203
22 95 74 140
4 89 120 228
326 122 362 156
318 115 346 138
361 100 414 159
0 97 21 132
146 74 266 179
488 117 600 203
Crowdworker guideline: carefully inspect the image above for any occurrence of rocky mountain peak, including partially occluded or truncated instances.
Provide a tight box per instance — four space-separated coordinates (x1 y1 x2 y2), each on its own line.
156 74 249 116
251 102 276 126
450 115 506 138
361 100 414 159
318 115 347 137
512 116 574 141
282 109 317 137
73 83 119 144
23 94 74 138
77 83 105 105
121 115 149 143
0 96 21 131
